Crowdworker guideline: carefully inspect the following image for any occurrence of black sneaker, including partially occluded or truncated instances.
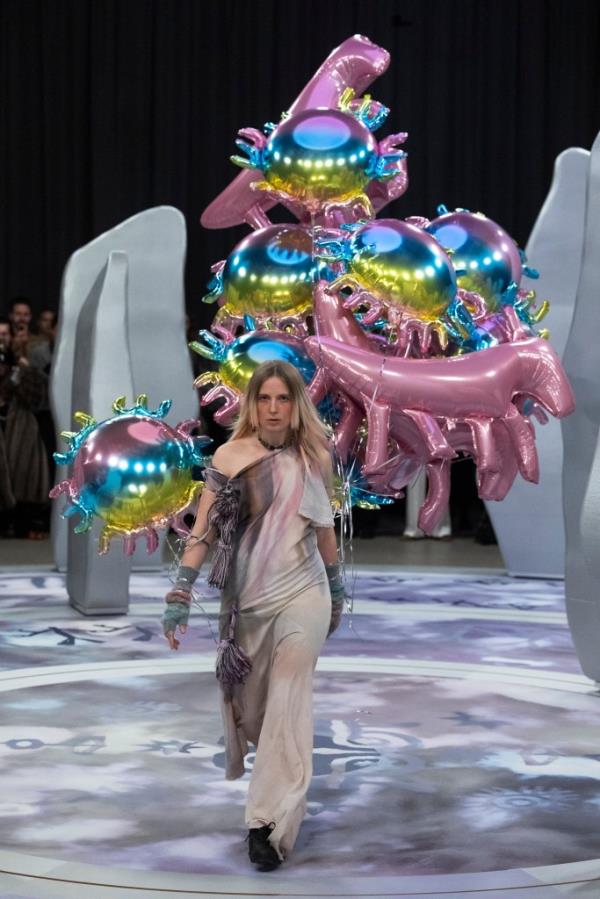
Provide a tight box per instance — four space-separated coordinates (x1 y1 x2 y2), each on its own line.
247 824 281 871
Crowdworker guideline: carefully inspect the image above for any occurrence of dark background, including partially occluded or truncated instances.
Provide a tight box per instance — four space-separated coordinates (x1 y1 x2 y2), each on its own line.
2 0 600 326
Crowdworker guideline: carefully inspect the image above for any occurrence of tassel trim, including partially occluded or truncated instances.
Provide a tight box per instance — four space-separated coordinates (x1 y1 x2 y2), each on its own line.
215 604 252 698
207 482 240 588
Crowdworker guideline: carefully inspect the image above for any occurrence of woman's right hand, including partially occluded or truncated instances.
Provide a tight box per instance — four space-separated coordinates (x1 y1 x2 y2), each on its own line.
162 590 191 650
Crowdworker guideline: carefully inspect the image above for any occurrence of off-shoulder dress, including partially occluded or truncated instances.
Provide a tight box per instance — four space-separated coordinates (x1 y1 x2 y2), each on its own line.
203 445 334 861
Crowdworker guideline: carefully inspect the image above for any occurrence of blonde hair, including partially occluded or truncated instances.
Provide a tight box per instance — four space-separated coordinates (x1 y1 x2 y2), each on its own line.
229 360 331 472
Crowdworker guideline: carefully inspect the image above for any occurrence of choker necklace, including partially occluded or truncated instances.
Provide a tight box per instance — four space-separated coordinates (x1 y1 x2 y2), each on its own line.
258 434 289 451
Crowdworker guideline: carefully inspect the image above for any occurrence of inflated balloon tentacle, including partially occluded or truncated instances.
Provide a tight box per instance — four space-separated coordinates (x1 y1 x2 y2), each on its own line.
414 320 433 355
361 393 391 474
401 410 455 460
371 151 407 181
378 131 408 154
244 203 273 230
202 264 225 304
171 509 192 539
278 315 309 337
175 419 202 439
334 397 364 462
358 300 385 327
418 459 451 534
49 479 78 501
210 322 237 343
307 368 330 405
338 87 390 131
502 304 531 342
69 503 94 534
512 337 575 419
432 320 450 352
190 329 227 362
464 418 500 472
199 385 231 407
321 194 374 226
145 527 160 555
170 484 203 540
230 127 267 170
478 421 519 500
502 403 539 483
237 127 268 148
98 525 116 555
212 389 242 425
123 534 137 556
456 287 490 323
194 371 221 390
516 396 549 425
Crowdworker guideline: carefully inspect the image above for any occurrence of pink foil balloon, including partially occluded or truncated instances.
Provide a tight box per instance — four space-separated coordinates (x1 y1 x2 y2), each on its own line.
201 35 393 230
305 311 575 532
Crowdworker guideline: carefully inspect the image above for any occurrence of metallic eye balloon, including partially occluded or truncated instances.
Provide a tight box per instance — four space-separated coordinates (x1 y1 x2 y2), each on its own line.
193 329 316 395
207 224 325 320
262 109 378 204
50 397 208 555
426 210 522 311
347 219 457 321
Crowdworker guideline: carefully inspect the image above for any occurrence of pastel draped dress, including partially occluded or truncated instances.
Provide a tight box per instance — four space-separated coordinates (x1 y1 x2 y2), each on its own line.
203 446 334 860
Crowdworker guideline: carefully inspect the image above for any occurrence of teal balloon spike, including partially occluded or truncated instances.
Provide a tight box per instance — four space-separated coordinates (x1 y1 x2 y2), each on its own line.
366 150 407 181
185 434 213 469
189 330 227 362
112 396 172 419
54 418 98 466
202 268 224 304
230 138 265 170
519 248 540 280
445 297 497 352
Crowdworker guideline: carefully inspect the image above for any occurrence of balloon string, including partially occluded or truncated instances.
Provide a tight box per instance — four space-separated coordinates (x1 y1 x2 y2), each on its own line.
309 211 359 637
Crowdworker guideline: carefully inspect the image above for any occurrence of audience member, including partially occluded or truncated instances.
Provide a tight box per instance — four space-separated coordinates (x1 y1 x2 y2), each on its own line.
8 297 33 364
28 309 57 530
0 316 12 351
0 342 49 538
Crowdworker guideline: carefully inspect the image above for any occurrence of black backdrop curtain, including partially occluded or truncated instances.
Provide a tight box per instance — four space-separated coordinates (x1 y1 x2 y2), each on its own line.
2 0 600 327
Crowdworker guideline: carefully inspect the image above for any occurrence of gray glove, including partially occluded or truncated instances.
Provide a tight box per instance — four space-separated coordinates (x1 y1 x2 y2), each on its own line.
162 566 198 642
162 596 190 636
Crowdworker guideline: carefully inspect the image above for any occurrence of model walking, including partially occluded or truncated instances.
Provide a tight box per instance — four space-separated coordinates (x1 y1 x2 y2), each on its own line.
162 360 344 870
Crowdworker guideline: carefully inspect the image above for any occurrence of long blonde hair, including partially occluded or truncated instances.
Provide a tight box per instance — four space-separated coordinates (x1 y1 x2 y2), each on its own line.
229 360 331 472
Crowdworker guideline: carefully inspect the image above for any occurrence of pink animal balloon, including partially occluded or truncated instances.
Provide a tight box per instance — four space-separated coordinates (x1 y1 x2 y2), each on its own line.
307 281 575 532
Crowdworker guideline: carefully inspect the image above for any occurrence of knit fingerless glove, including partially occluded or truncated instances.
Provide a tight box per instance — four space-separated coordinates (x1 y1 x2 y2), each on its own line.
162 565 199 635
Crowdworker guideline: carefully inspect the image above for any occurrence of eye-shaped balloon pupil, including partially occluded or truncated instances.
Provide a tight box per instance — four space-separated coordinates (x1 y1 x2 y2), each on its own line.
357 225 404 254
433 224 468 251
292 116 352 150
266 244 311 266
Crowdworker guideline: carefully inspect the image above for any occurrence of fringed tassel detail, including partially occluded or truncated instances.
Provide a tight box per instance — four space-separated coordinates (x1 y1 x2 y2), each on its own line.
216 604 252 699
208 540 232 588
207 483 240 589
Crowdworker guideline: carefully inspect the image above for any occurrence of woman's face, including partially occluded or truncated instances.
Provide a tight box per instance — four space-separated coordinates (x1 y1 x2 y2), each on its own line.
256 376 293 437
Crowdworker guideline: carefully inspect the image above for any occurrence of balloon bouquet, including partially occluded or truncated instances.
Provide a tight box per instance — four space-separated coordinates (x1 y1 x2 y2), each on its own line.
193 35 575 534
53 35 575 553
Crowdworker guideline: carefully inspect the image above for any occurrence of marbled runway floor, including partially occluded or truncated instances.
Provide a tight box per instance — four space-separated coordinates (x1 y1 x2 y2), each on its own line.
1 569 600 898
